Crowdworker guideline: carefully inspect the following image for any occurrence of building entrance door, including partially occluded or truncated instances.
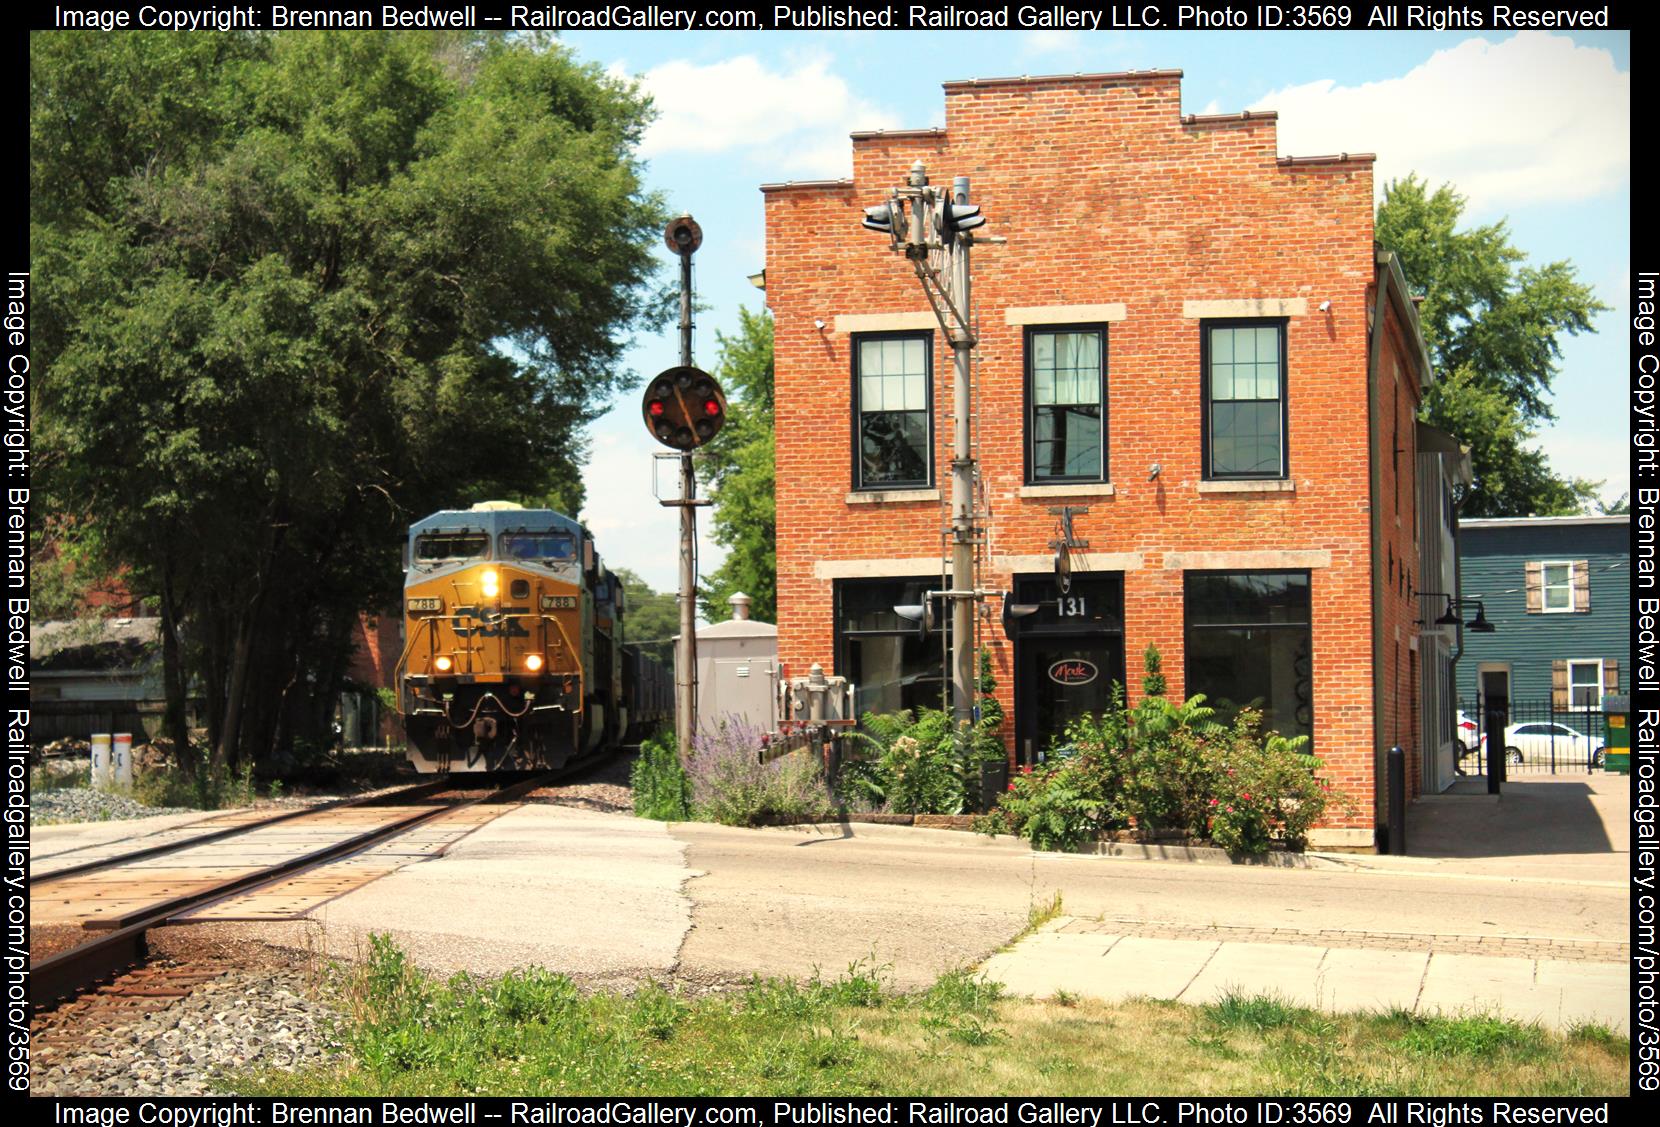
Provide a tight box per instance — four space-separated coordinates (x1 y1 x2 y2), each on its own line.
1011 573 1125 766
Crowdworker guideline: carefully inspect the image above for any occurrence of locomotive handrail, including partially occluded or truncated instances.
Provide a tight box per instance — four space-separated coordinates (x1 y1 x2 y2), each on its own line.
392 615 442 710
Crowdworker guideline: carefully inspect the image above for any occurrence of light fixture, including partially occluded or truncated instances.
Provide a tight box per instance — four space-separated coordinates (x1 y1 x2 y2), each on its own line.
481 569 499 598
524 653 544 672
747 270 766 290
1418 592 1495 633
1318 300 1332 312
1148 462 1161 481
814 318 827 330
434 655 453 672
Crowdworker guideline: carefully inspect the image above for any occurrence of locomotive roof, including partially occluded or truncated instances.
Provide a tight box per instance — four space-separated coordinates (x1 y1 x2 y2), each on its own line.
410 507 587 540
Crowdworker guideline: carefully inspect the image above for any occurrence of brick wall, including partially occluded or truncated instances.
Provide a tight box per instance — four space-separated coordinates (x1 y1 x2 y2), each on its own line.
764 71 1418 841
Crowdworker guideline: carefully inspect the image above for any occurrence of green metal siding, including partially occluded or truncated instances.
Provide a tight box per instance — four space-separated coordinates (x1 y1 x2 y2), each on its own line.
1456 521 1630 703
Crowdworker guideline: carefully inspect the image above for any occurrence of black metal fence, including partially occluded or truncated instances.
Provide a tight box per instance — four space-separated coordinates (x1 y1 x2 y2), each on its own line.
1456 696 1607 775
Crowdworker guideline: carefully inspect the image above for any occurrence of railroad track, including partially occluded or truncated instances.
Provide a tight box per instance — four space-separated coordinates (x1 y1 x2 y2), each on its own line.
30 772 557 1011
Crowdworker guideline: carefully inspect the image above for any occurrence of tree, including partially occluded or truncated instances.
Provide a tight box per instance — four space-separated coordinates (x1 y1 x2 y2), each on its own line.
1374 176 1607 516
699 307 776 622
615 567 680 664
32 31 667 768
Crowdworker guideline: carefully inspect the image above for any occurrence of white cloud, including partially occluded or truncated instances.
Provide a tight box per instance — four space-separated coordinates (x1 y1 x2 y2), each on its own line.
627 54 901 178
1251 33 1628 211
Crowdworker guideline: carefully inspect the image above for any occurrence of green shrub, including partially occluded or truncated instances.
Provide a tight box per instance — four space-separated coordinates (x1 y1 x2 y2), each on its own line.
839 703 1009 816
685 719 831 826
981 645 1340 854
630 726 691 821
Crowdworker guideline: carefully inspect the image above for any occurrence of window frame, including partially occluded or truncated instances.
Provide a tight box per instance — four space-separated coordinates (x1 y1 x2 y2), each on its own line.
850 330 935 492
1200 318 1291 481
833 576 950 717
1023 323 1110 484
1567 659 1604 708
1182 568 1314 747
1540 560 1575 614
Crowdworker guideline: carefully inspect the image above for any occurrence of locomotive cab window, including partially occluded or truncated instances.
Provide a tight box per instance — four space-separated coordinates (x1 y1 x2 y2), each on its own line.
414 530 489 562
501 531 578 563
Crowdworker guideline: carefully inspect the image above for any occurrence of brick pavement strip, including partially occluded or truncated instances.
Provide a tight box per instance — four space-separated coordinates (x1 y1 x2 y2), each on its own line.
1057 916 1628 962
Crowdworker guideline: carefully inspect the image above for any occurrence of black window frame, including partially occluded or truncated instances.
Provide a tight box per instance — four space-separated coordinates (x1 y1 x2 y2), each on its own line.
833 576 950 717
1183 569 1313 748
1024 323 1110 484
1200 318 1290 481
851 330 934 492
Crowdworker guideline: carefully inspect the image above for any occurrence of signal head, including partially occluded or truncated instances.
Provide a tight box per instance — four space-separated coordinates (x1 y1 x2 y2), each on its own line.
642 365 727 449
663 214 703 256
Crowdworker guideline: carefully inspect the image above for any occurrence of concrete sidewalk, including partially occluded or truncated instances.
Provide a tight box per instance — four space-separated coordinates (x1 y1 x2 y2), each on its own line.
982 773 1631 1033
979 916 1629 1033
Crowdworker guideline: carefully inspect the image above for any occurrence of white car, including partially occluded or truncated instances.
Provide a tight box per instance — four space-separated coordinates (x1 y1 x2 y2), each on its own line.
1481 722 1605 767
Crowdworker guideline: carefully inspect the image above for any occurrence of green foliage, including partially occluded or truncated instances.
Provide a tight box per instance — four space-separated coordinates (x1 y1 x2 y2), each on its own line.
839 709 980 815
32 32 668 770
685 720 831 827
615 568 680 649
134 751 260 811
630 726 691 822
983 647 1336 854
1375 176 1608 516
701 307 776 623
1204 991 1308 1034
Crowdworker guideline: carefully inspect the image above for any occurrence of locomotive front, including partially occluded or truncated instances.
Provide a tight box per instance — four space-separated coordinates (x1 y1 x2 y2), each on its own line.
398 503 605 773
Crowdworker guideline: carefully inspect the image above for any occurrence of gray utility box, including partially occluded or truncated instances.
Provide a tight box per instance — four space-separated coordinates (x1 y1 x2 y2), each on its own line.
693 594 779 735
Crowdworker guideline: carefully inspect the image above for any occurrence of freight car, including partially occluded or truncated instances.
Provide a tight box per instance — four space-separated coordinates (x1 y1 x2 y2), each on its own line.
396 502 671 773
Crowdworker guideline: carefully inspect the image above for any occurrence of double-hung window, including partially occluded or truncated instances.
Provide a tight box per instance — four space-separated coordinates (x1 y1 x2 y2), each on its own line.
853 333 932 490
1568 660 1603 708
1541 562 1574 612
1203 320 1288 479
1026 326 1108 482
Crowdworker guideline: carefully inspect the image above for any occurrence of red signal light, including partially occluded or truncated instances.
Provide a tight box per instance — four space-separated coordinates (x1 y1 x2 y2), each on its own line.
649 400 665 417
704 399 721 416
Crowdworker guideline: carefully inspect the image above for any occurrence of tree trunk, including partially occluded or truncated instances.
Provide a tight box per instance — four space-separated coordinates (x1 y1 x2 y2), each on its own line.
159 562 194 778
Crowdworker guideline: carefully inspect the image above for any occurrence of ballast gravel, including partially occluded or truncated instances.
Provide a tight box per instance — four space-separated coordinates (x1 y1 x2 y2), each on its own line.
31 787 201 825
31 966 344 1097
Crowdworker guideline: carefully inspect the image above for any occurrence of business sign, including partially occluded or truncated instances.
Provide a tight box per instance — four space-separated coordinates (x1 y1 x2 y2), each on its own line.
1047 660 1098 686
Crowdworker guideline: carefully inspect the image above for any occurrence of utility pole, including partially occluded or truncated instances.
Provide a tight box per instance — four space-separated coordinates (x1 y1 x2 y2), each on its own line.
862 162 998 730
642 215 726 756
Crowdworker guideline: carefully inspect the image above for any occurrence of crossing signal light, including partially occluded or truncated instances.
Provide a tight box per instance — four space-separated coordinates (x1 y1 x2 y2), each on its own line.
940 196 985 235
862 201 895 234
642 365 727 450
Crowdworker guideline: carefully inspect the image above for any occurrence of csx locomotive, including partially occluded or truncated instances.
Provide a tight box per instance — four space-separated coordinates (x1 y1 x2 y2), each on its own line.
397 502 671 773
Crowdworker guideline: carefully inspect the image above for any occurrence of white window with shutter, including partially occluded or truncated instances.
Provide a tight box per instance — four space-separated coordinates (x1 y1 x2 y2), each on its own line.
1554 658 1620 710
1527 559 1590 614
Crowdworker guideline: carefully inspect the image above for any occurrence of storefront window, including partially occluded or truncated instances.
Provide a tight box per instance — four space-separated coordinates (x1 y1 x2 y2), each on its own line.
1184 571 1313 747
835 578 947 717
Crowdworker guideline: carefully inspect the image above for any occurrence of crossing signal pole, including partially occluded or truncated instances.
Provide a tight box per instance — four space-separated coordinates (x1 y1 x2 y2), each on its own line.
644 214 725 755
862 162 998 730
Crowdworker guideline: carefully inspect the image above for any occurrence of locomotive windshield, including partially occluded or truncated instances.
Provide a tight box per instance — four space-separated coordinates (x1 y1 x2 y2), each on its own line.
500 530 577 563
414 530 489 562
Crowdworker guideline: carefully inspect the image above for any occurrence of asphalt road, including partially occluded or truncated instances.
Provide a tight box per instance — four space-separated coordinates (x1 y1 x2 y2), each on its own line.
670 819 1628 989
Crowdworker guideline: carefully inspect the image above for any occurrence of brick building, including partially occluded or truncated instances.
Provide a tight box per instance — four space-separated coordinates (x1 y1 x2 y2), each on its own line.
761 69 1434 850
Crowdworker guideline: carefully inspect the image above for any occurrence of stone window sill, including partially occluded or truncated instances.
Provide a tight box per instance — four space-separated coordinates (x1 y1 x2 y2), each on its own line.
845 488 941 505
1197 479 1296 495
1018 483 1116 499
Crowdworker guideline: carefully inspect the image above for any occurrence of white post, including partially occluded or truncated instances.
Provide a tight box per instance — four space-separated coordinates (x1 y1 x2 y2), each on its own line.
90 733 111 791
113 733 134 789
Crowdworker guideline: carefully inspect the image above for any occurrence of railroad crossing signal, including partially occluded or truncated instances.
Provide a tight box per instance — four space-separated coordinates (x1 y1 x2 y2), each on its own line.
643 365 727 450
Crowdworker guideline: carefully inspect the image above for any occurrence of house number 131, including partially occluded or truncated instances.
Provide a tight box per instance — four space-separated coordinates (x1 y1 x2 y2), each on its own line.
1059 597 1087 617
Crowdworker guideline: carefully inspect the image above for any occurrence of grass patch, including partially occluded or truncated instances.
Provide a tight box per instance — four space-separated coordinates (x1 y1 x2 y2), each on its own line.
230 938 1628 1098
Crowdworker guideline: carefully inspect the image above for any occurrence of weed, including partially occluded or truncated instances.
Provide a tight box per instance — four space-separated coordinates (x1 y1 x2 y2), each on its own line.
628 981 687 1041
1567 1022 1625 1050
1050 989 1078 1007
1204 990 1308 1033
1395 1012 1549 1060
922 969 1003 1017
815 956 891 1008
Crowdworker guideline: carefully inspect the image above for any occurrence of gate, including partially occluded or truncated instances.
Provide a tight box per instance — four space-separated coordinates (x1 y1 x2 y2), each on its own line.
1456 696 1607 776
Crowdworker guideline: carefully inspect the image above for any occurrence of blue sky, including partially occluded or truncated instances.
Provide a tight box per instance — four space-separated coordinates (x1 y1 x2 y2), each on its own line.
555 29 1631 598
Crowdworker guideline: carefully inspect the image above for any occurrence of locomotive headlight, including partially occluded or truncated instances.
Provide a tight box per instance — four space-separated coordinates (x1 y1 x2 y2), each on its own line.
434 655 453 672
481 569 500 599
524 653 544 672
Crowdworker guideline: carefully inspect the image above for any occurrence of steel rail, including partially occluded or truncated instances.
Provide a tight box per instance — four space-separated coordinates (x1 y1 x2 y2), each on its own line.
30 778 455 886
29 773 555 1010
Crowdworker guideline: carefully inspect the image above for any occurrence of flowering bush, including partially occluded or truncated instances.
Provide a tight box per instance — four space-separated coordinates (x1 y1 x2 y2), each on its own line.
838 709 969 814
981 646 1339 854
683 718 831 826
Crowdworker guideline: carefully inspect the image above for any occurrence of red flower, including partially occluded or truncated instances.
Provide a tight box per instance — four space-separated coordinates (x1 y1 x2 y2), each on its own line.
1021 765 1033 775
1241 792 1252 801
1208 798 1219 807
1007 781 1016 791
